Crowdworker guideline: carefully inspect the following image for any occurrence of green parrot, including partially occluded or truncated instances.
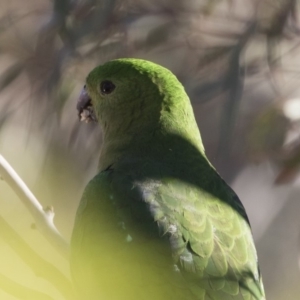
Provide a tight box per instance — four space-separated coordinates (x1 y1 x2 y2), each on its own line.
71 58 265 300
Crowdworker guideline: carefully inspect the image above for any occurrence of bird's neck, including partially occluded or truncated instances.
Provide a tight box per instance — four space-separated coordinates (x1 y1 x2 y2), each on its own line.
98 112 206 172
97 82 207 171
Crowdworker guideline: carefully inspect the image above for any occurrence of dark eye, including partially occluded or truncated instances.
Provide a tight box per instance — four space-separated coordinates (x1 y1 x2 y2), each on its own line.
100 80 115 94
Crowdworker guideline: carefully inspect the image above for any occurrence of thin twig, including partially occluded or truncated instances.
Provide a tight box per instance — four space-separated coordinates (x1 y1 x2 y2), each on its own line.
0 215 75 300
217 22 257 161
0 155 69 259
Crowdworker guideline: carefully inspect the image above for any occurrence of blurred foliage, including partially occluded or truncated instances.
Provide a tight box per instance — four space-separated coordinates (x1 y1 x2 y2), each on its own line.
0 0 299 171
0 0 300 299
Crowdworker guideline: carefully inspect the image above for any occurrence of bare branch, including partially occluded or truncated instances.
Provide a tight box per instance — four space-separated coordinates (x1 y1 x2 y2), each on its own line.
217 22 257 161
0 155 69 259
0 215 75 300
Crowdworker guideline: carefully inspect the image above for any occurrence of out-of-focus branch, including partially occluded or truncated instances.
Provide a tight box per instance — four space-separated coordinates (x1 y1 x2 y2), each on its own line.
0 215 75 300
217 22 257 160
0 155 69 259
0 272 54 300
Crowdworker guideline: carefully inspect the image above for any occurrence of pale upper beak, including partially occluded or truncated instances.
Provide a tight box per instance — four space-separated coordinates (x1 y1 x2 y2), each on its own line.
77 85 97 123
77 85 91 117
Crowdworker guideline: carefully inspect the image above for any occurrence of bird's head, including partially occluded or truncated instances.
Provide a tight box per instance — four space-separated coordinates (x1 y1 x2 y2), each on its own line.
77 58 191 135
77 58 205 166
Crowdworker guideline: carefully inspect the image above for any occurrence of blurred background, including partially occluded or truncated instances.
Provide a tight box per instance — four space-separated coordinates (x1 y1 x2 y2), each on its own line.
0 0 299 299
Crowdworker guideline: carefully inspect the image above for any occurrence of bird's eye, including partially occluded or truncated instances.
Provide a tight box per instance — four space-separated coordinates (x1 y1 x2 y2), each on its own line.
100 80 115 95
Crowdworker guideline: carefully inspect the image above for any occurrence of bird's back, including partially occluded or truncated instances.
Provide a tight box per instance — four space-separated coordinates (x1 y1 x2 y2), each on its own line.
71 151 265 300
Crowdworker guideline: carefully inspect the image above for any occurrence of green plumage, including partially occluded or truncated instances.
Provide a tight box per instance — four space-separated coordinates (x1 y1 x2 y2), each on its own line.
71 59 265 299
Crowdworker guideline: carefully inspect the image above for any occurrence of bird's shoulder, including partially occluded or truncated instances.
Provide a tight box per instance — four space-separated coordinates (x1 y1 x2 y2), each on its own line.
144 175 264 299
72 164 264 299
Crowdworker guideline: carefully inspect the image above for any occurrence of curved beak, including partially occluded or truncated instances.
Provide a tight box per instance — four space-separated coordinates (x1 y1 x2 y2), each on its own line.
77 85 91 115
77 85 97 123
